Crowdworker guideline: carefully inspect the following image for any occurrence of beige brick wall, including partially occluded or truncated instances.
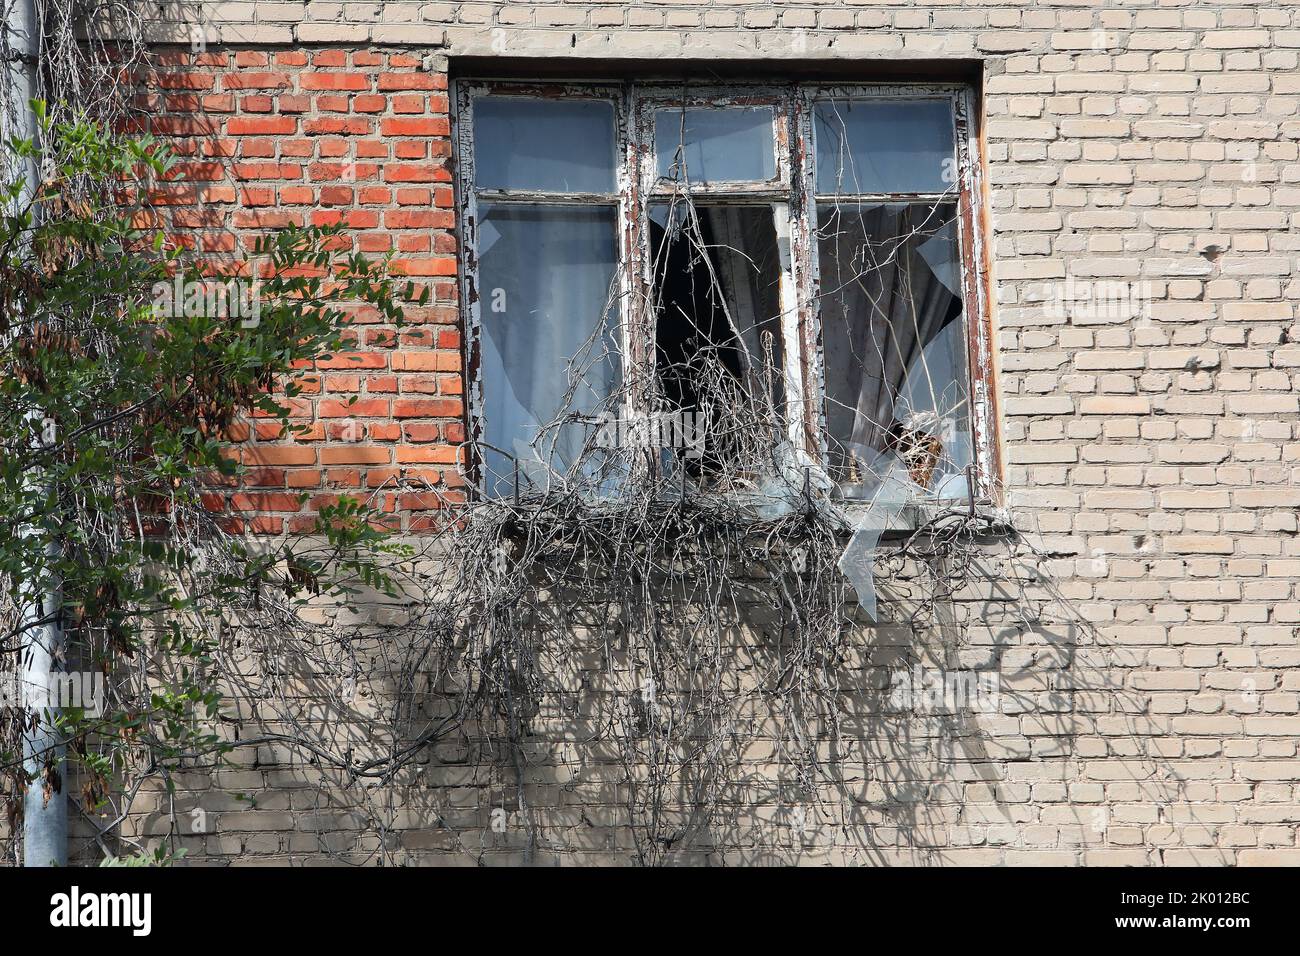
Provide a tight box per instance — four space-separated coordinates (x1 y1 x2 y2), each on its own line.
93 1 1300 865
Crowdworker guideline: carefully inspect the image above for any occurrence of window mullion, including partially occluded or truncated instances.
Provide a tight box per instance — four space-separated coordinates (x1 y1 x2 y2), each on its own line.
623 84 658 479
475 191 620 204
773 201 808 455
452 81 486 494
953 86 1001 504
790 86 826 466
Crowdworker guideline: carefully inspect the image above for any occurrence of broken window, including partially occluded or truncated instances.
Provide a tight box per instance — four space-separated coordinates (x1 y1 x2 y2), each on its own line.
813 97 975 500
455 82 997 505
816 201 971 498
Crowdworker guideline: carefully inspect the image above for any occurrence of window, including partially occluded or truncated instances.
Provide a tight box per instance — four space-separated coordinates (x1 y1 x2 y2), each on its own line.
454 81 998 505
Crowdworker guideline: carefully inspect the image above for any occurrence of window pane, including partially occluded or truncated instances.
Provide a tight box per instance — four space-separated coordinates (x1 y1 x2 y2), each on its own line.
649 202 785 472
814 99 955 195
816 202 972 499
476 203 621 495
473 97 616 193
654 107 776 183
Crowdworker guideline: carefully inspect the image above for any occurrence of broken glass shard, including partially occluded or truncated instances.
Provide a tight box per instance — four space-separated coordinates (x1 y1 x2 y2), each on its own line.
837 453 913 621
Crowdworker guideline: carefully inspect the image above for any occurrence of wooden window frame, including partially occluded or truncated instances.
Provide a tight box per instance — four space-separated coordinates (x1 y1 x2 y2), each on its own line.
452 79 1001 505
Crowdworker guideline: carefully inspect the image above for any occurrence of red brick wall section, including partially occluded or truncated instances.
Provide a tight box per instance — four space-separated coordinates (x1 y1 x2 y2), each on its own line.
144 48 464 534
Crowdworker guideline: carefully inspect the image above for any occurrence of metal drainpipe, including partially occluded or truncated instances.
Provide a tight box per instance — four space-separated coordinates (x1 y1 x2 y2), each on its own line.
20 502 67 868
5 0 67 868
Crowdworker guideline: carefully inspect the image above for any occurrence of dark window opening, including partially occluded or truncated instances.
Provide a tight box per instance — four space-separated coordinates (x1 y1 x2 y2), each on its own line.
650 202 785 477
